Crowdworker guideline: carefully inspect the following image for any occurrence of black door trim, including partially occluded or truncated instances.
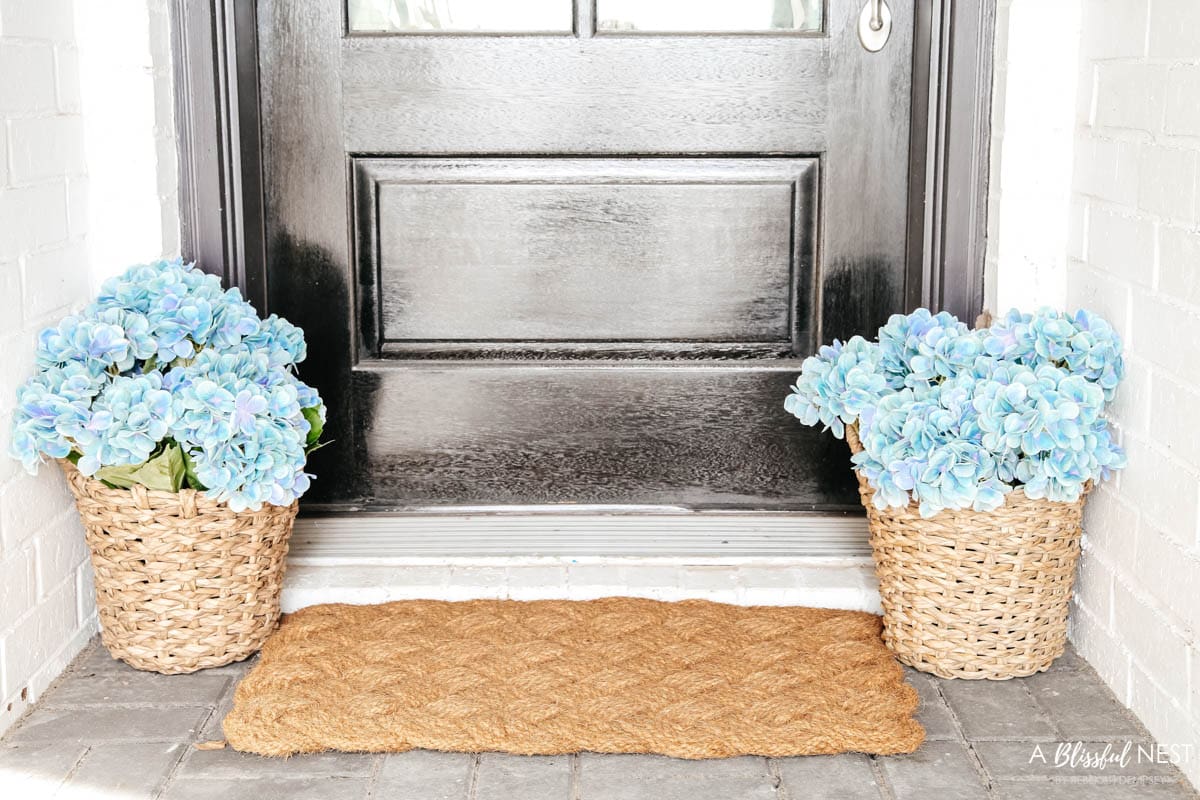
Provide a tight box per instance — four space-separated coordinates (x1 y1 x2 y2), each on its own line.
905 0 996 322
172 0 267 311
173 0 994 323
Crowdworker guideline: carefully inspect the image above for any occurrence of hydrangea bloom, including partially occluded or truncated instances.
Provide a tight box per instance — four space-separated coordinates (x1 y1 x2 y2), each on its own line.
73 373 174 475
785 308 1126 516
981 307 1124 401
9 259 324 512
783 336 887 439
877 309 970 389
852 383 1010 518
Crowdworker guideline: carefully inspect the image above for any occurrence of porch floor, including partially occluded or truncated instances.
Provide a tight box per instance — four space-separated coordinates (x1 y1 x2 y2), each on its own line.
0 638 1194 799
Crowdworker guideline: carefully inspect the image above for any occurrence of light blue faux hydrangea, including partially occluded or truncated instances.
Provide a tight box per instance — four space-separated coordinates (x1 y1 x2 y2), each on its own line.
10 363 100 471
851 383 1011 518
242 314 308 367
73 373 174 475
783 336 887 439
981 307 1124 401
9 259 324 512
785 307 1126 516
877 308 970 389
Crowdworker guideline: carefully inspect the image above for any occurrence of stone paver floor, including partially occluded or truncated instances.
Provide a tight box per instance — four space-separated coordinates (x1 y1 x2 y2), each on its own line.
0 638 1195 799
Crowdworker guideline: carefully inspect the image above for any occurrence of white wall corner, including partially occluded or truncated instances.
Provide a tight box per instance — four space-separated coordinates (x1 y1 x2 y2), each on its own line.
75 0 181 290
986 0 1082 314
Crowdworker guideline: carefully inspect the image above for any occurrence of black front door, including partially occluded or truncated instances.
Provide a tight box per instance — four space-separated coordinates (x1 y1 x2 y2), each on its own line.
257 0 915 513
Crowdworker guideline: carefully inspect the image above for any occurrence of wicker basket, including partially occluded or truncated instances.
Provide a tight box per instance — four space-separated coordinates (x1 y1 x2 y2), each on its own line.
845 426 1085 680
60 460 298 674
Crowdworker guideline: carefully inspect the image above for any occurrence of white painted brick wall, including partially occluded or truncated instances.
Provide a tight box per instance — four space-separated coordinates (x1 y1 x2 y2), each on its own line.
0 0 95 737
993 0 1200 787
0 0 179 737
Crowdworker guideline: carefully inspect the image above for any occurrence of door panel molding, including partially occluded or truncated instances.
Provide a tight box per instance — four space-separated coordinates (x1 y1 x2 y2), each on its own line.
353 157 818 359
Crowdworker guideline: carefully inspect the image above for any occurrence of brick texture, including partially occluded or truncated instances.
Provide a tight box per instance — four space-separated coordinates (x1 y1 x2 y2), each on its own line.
0 0 97 737
993 0 1200 790
0 0 180 739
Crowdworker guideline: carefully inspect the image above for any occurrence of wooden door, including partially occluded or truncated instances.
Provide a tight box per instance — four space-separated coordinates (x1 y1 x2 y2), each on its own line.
258 0 914 513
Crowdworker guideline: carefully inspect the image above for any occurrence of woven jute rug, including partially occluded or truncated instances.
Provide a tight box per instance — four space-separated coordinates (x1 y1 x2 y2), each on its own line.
222 598 924 759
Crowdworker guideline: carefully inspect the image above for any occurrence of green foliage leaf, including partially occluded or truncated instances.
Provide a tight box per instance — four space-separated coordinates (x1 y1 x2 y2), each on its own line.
181 448 207 491
302 405 325 451
94 444 186 492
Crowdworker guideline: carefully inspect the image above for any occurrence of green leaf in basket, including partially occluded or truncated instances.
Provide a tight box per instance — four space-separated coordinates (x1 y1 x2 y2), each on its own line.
302 404 325 450
94 444 187 492
181 447 207 491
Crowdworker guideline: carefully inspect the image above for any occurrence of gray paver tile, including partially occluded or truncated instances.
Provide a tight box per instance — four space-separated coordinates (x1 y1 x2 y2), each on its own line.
773 753 882 799
877 741 989 800
58 741 186 800
198 655 259 678
475 753 570 800
43 668 230 707
177 746 377 778
907 673 959 741
1046 644 1087 672
6 705 208 744
375 749 473 799
72 642 134 674
579 754 776 800
0 740 88 799
992 779 1197 799
161 777 370 800
938 678 1057 740
73 640 257 678
1025 668 1150 741
199 681 238 740
973 740 1186 781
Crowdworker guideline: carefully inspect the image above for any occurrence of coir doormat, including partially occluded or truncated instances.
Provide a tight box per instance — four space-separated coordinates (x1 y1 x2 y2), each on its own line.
222 597 924 758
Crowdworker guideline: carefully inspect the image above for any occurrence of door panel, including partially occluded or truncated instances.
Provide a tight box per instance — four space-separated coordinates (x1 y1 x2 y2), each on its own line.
258 0 914 512
356 157 816 355
342 38 829 153
352 363 858 509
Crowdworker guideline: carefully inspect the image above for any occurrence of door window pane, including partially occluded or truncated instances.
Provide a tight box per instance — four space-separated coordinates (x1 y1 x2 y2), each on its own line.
348 0 572 33
597 0 822 33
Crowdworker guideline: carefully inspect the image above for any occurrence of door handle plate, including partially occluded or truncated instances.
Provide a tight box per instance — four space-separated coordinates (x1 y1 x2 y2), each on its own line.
858 0 892 52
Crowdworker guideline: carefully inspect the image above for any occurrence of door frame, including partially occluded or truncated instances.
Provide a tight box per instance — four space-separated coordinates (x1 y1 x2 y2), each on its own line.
172 0 996 322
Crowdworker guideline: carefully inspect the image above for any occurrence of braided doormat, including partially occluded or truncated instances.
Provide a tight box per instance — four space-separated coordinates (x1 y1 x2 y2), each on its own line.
222 598 924 758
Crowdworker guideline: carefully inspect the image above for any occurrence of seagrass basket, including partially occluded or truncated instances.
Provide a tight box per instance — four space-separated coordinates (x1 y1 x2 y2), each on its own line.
60 459 298 674
845 426 1086 680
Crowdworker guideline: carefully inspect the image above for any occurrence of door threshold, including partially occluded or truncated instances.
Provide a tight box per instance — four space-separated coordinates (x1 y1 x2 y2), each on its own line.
281 555 881 614
290 512 871 560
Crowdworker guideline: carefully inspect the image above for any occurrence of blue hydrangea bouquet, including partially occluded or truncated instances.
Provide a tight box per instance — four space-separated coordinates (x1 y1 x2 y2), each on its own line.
9 259 325 513
785 308 1127 518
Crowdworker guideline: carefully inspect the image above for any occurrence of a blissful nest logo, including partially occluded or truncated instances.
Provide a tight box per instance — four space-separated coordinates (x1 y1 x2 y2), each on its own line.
1030 741 1194 770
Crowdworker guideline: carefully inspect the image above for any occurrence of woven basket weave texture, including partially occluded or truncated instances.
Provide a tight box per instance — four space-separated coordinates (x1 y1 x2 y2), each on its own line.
845 426 1085 680
60 460 297 674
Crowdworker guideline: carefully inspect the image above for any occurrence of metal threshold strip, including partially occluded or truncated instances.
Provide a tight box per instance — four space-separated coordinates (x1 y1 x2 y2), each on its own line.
289 512 871 559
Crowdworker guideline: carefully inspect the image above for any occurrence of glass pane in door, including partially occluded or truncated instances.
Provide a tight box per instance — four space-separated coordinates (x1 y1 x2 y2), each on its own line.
597 0 822 33
348 0 572 32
